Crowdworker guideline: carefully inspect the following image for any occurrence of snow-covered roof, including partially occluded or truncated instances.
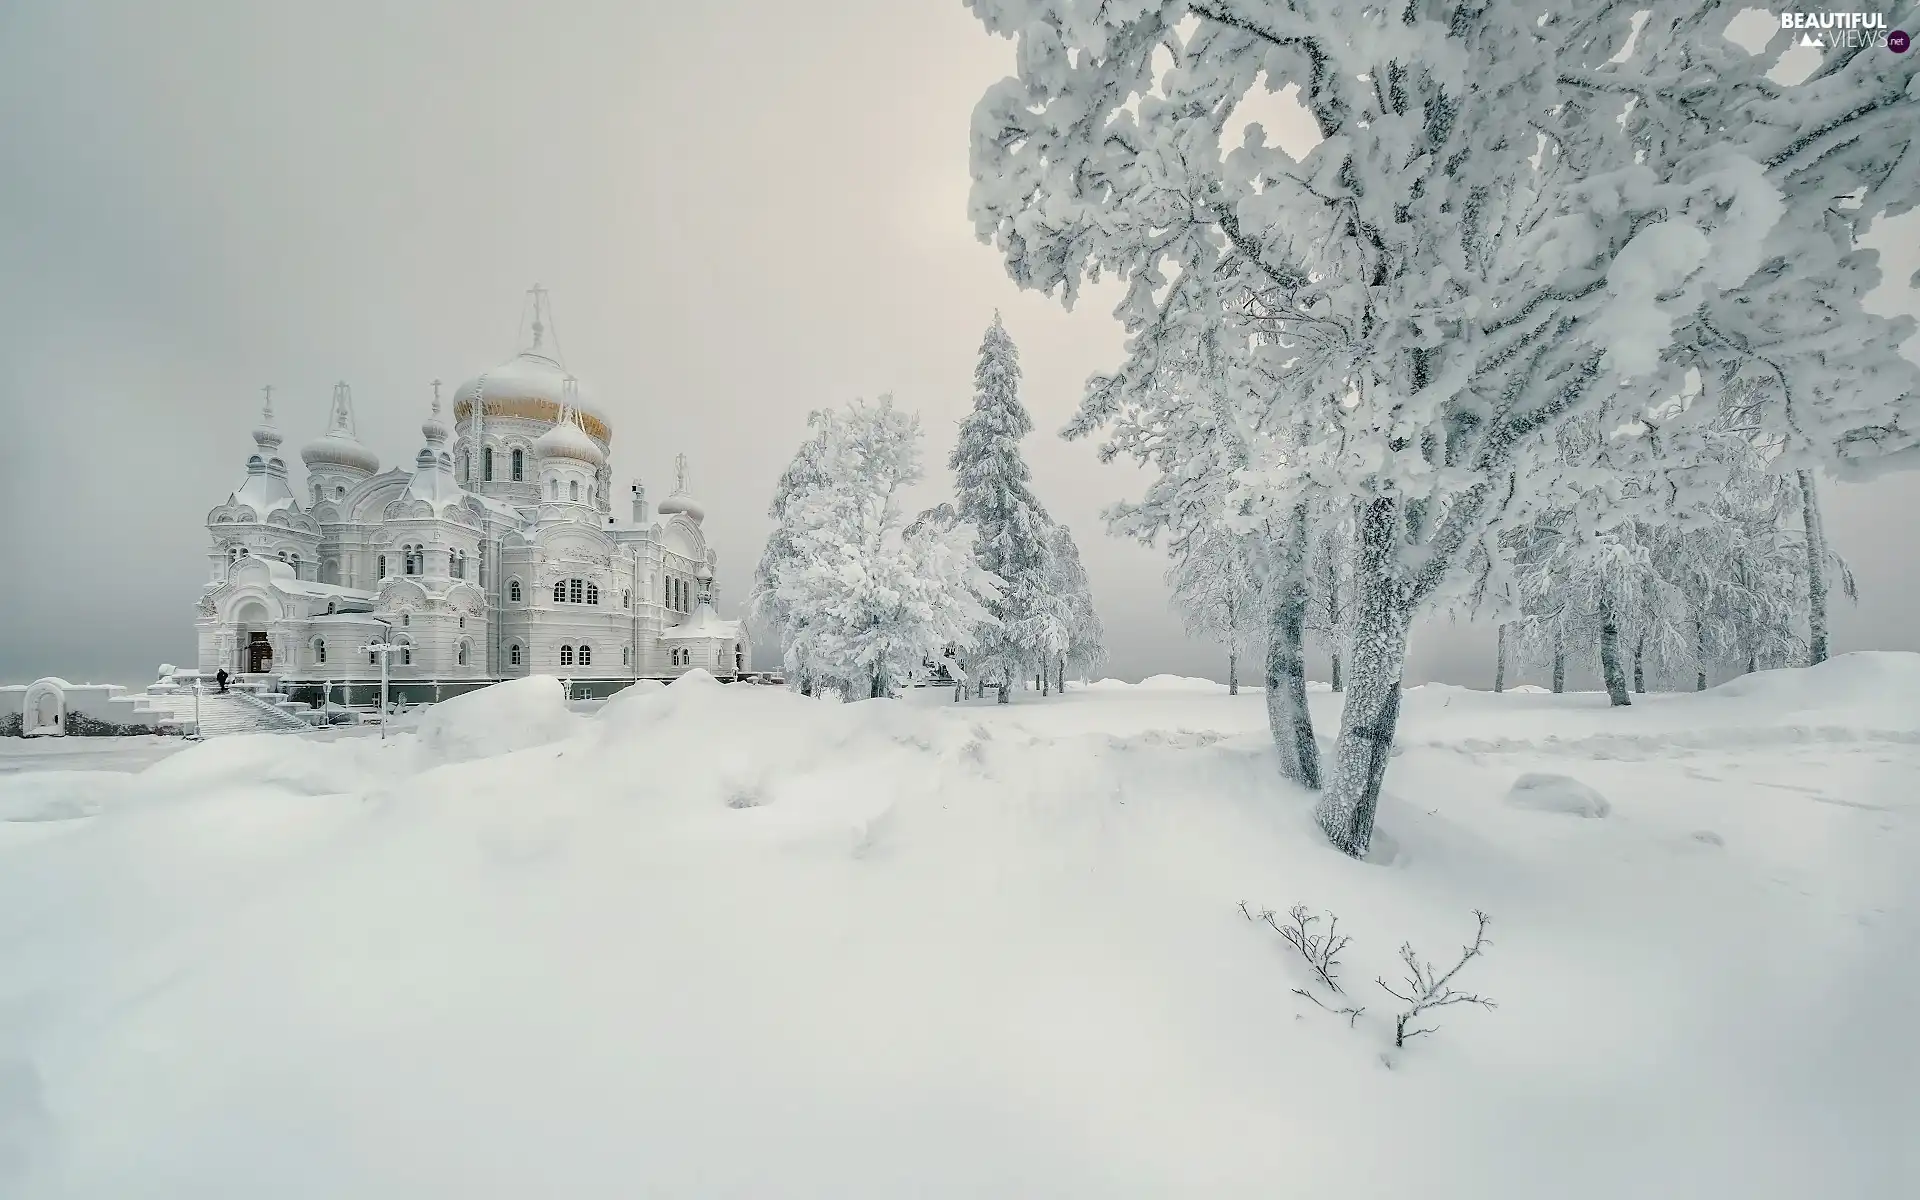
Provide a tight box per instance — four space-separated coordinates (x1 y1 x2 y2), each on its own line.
279 579 376 599
403 447 466 514
230 456 301 517
470 493 525 522
661 605 741 641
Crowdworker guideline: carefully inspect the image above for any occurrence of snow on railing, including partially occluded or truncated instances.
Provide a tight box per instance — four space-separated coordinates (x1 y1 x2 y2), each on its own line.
231 686 312 732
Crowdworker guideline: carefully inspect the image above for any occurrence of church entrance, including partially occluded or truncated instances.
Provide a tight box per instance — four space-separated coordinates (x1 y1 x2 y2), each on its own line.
246 632 273 674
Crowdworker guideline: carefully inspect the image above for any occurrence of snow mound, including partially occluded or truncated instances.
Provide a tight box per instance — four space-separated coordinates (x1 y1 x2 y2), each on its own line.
1504 772 1611 818
415 675 577 765
1134 674 1225 691
1704 652 1920 717
1506 684 1550 694
0 772 130 822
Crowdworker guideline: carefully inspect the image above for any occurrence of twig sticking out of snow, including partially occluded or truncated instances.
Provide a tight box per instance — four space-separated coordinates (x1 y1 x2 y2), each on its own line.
1377 910 1498 1049
1242 902 1366 1026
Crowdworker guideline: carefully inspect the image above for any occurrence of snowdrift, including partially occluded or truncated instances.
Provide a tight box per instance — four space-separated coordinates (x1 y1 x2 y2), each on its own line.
0 660 1913 1198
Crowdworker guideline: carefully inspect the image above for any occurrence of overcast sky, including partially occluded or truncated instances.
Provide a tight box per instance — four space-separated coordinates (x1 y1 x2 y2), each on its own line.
2 0 1915 689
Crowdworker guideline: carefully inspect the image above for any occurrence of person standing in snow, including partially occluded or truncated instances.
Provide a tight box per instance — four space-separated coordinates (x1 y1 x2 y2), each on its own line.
215 667 229 693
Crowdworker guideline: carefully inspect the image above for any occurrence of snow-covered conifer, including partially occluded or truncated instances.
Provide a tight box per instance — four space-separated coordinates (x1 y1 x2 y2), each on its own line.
1047 523 1105 691
951 313 1059 702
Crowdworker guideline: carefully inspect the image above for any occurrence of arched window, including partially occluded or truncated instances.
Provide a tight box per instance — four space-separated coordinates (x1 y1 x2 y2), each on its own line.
622 646 630 666
569 480 580 502
402 645 412 666
509 643 522 667
550 479 560 499
335 485 345 499
377 554 387 578
458 616 466 629
559 644 574 667
369 648 378 665
509 579 522 603
483 447 494 481
313 638 327 665
622 590 630 609
553 581 567 603
569 579 583 604
511 449 524 481
585 582 599 605
457 641 469 666
449 550 459 577
460 453 469 481
228 546 241 564
289 554 300 576
735 644 744 671
277 550 288 563
401 613 409 627
578 644 592 667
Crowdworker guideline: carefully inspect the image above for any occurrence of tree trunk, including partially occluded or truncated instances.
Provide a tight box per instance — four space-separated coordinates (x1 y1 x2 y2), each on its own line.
1598 602 1630 707
996 677 1010 704
1746 651 1757 676
1632 633 1646 693
1330 652 1343 693
871 670 886 699
1265 505 1321 791
1552 639 1566 694
1493 623 1507 694
1798 468 1829 666
1057 655 1065 694
1315 499 1412 858
1228 650 1239 696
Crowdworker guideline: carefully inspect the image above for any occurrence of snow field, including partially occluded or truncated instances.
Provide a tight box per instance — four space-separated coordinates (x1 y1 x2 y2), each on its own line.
0 656 1915 1197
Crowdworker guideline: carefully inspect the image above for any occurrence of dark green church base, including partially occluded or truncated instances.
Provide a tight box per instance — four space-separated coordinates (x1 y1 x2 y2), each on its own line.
279 675 754 710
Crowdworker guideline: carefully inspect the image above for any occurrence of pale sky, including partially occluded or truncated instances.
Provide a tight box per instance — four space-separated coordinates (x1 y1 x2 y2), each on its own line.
2 0 1915 689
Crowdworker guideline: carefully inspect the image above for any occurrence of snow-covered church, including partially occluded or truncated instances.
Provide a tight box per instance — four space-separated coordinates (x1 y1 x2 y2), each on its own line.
198 290 748 703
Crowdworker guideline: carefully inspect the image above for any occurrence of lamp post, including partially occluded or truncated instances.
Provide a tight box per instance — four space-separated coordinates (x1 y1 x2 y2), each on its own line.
364 637 401 741
192 677 203 739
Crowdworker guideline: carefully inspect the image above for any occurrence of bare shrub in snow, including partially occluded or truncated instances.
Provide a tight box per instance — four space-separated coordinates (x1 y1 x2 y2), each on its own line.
1242 902 1365 1027
1378 911 1498 1049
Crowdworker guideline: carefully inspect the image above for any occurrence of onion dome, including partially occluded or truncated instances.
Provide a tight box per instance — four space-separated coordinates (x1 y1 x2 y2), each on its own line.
301 381 381 474
655 451 705 523
448 288 612 443
533 389 607 468
695 562 714 583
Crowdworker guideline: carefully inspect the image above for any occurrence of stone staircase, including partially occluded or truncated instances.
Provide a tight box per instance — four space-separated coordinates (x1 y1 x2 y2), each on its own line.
127 670 323 738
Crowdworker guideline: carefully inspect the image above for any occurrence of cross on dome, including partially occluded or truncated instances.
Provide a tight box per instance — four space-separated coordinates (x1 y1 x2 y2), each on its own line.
252 384 283 453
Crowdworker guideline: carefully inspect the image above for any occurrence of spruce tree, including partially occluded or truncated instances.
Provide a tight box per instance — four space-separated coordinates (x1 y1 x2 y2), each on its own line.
951 313 1055 703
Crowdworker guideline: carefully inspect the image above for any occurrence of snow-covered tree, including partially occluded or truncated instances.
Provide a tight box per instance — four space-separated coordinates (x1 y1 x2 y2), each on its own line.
951 313 1059 702
966 0 1920 857
760 397 999 699
1166 512 1263 695
1047 523 1106 690
1093 324 1323 785
752 415 840 694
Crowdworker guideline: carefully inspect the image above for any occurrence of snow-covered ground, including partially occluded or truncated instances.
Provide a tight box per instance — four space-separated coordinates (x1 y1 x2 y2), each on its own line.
1 656 1914 1198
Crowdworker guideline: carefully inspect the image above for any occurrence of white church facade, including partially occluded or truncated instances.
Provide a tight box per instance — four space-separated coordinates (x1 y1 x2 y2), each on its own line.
197 291 748 705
